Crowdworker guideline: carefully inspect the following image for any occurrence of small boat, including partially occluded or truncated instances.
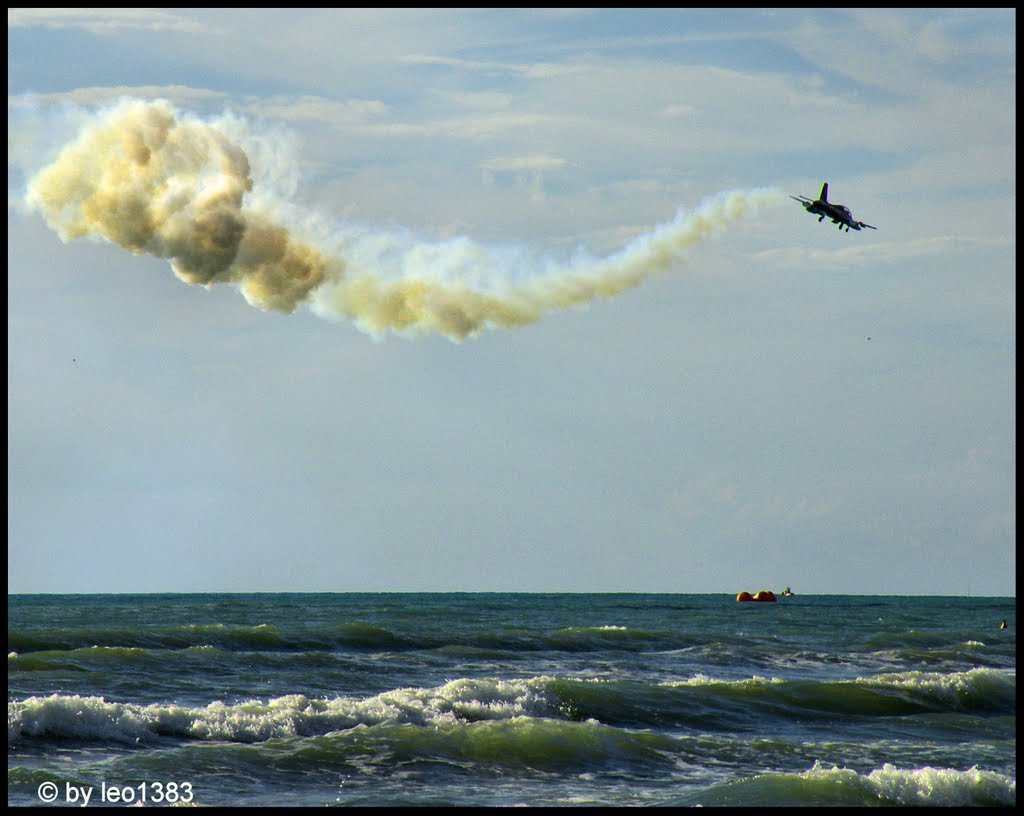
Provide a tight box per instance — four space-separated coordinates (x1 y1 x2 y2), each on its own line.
782 587 794 597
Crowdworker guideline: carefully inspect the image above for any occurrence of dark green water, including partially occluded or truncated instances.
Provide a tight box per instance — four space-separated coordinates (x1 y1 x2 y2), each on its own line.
8 593 1016 806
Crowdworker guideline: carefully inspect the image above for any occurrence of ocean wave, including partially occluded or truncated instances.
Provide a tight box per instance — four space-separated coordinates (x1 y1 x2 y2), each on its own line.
7 678 563 744
862 668 1017 712
261 717 680 774
8 668 1014 747
669 760 1016 807
8 623 287 653
8 621 693 656
8 645 153 672
7 642 344 674
658 667 1015 720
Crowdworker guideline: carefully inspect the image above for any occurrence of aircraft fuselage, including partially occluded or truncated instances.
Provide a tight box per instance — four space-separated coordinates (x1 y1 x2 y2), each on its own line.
791 182 876 232
805 201 864 230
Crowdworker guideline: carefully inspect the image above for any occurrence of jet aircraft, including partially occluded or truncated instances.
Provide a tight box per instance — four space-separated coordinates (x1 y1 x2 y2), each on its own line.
791 182 876 232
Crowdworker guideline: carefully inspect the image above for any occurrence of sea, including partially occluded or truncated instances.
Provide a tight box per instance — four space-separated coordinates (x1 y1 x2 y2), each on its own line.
7 593 1016 808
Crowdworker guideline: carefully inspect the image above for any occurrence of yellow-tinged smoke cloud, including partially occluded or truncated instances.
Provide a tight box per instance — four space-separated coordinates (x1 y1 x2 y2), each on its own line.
23 97 784 341
25 98 335 313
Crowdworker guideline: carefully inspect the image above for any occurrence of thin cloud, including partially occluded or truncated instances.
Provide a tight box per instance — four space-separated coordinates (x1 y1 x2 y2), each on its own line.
242 95 391 128
753 235 1013 269
8 86 227 111
7 8 205 34
480 156 568 173
401 54 592 80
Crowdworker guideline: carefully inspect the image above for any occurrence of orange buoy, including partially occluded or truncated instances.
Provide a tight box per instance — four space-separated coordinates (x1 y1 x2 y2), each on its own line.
736 590 777 602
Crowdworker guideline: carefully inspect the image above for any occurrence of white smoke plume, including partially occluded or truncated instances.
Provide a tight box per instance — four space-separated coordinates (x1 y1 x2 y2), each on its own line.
21 97 785 341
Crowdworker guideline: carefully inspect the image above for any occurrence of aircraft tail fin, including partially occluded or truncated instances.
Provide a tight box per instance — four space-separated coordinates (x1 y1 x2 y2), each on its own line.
819 182 829 202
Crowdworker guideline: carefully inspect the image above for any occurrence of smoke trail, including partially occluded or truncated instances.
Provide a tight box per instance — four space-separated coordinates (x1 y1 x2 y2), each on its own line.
22 97 785 341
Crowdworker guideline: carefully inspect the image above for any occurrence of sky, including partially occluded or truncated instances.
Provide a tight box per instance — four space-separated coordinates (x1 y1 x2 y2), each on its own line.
7 9 1015 595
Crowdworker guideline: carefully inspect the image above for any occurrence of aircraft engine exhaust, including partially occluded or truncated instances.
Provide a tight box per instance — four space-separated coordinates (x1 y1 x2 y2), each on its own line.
22 97 785 341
